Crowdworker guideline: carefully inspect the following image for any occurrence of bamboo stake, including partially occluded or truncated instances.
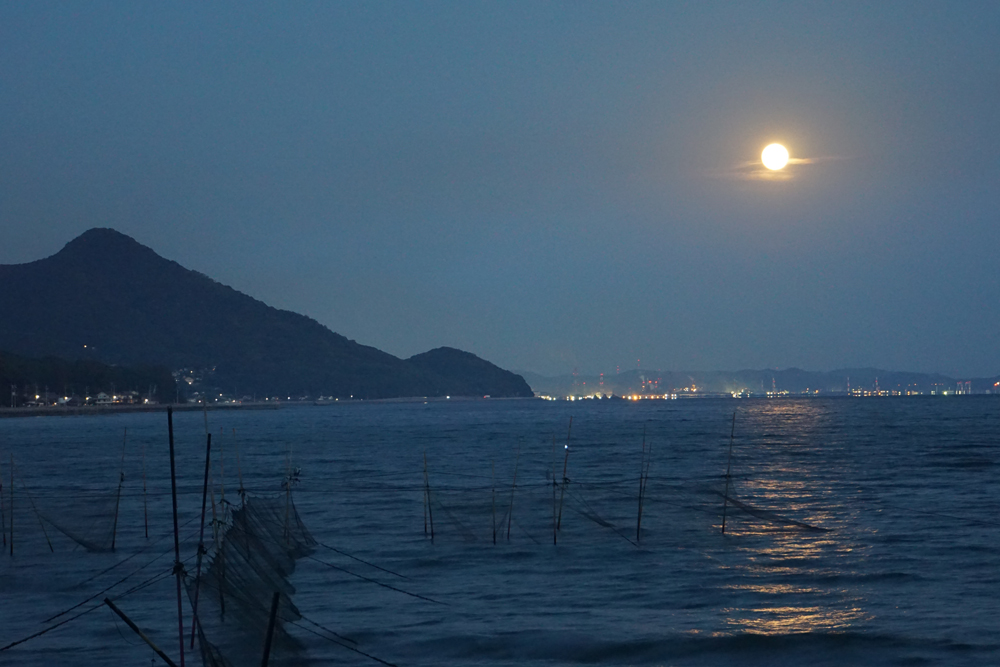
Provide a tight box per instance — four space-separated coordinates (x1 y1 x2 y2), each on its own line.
213 429 226 617
207 466 225 618
556 417 572 534
283 444 291 545
141 442 149 539
260 591 281 667
506 446 519 541
218 427 225 508
637 426 646 543
8 453 12 556
721 411 736 535
233 428 244 500
1 454 6 548
189 433 212 648
641 437 652 533
104 598 179 667
233 428 249 564
111 428 127 551
551 435 557 545
209 476 219 545
423 452 434 542
167 407 186 667
216 497 226 619
491 460 496 545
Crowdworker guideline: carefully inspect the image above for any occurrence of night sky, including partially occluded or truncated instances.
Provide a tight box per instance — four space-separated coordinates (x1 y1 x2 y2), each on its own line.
2 2 998 377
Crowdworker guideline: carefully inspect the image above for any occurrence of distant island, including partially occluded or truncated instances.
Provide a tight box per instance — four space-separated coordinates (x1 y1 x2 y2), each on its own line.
521 368 1000 399
0 228 533 401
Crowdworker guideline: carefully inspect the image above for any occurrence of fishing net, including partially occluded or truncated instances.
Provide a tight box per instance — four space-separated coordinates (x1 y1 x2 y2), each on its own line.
34 482 125 552
189 489 317 666
421 468 831 546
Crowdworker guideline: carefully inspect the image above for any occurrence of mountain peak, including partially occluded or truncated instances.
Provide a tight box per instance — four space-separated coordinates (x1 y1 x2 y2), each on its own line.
58 227 151 257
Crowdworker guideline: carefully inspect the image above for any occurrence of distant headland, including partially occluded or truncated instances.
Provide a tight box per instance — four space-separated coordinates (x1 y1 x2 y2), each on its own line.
0 228 533 402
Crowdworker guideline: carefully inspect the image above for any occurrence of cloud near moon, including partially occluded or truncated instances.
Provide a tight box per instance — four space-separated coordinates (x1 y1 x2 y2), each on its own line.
720 155 829 182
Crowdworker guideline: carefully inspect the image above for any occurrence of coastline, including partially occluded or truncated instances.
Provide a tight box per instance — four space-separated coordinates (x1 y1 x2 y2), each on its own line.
0 401 281 419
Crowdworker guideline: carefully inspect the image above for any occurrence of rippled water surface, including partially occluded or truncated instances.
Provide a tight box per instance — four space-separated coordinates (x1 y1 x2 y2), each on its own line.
1 397 998 666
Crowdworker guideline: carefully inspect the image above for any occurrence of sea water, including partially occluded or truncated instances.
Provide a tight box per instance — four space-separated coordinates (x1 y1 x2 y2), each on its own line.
0 397 997 666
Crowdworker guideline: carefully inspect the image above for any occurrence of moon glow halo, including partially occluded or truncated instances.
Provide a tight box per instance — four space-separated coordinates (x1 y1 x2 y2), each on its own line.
761 144 789 170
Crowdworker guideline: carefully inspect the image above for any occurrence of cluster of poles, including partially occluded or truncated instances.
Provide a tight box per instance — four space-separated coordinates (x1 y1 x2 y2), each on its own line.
421 412 744 547
2 405 405 667
0 407 283 667
155 406 284 667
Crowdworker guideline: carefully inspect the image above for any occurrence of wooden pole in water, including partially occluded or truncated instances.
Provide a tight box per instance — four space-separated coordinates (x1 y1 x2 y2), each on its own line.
167 407 186 667
506 446 519 541
141 442 149 539
104 597 180 667
233 428 245 499
423 452 434 542
9 453 12 556
642 437 652 534
213 476 226 619
637 426 646 543
491 460 496 545
721 411 736 535
551 434 557 545
213 429 225 618
283 444 291 545
111 428 127 551
556 417 572 534
218 427 225 508
1 454 6 548
260 591 281 667
189 433 212 648
233 428 249 564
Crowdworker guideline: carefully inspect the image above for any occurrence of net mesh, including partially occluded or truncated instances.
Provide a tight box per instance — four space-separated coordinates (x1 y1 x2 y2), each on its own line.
35 483 123 552
191 490 316 666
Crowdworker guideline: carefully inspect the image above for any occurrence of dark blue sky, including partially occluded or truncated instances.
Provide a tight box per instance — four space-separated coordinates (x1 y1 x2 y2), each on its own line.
2 2 998 376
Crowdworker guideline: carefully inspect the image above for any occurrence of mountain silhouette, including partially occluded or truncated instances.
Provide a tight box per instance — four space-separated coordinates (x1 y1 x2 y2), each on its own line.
0 228 533 399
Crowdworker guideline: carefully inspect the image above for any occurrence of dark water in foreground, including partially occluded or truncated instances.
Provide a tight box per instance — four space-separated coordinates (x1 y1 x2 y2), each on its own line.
1 397 998 666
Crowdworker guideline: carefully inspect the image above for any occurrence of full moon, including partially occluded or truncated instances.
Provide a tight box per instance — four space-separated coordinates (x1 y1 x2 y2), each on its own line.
761 143 789 170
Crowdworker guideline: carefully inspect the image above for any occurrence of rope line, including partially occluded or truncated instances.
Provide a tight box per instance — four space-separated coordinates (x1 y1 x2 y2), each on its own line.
305 555 447 606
